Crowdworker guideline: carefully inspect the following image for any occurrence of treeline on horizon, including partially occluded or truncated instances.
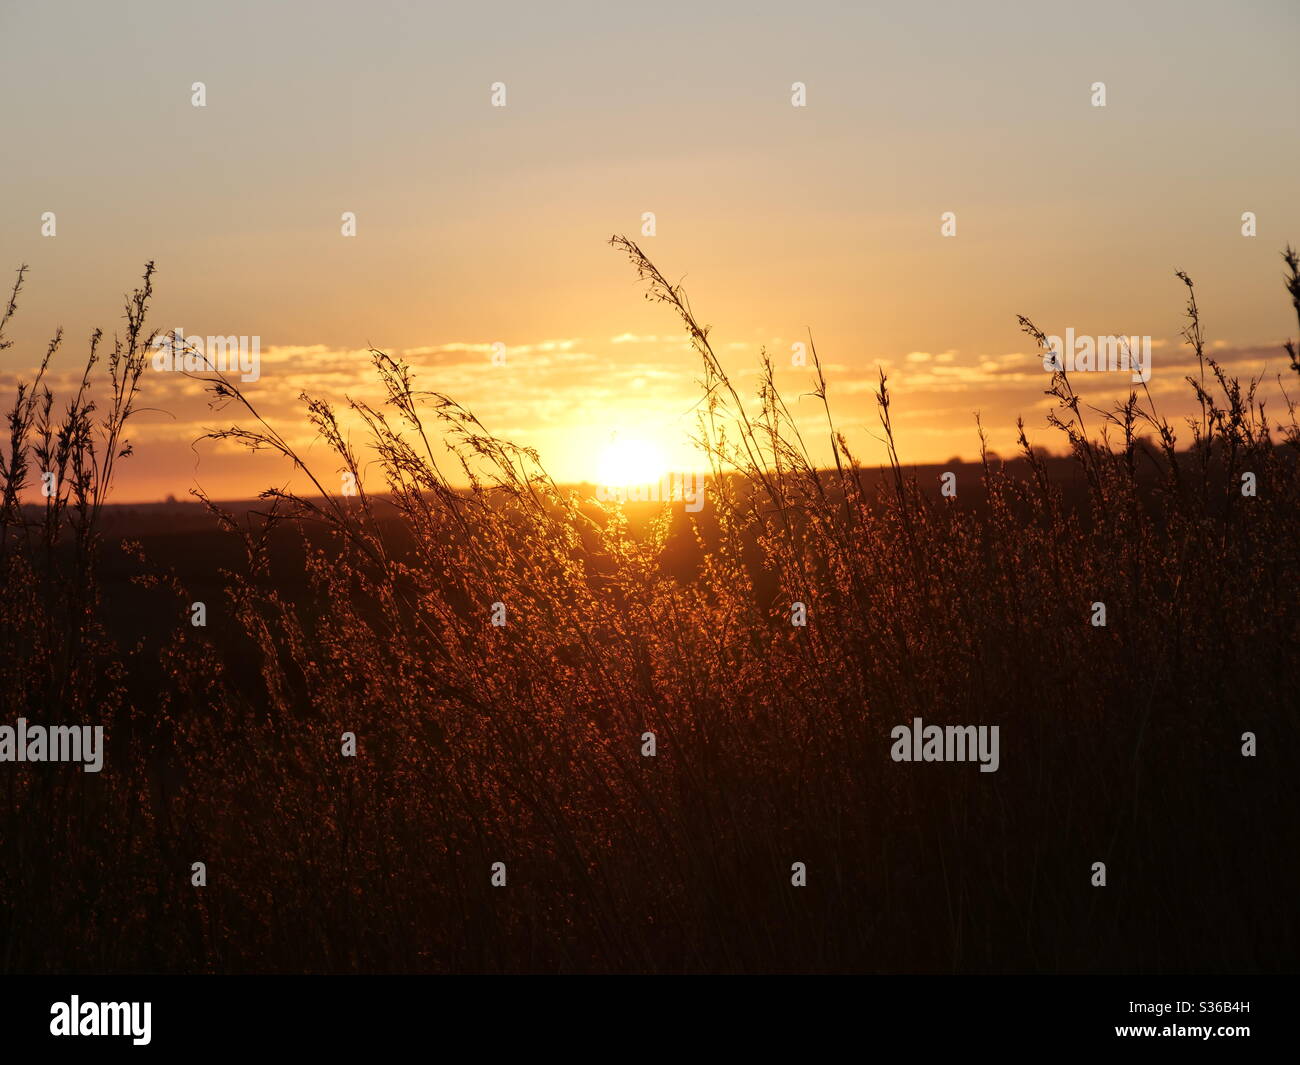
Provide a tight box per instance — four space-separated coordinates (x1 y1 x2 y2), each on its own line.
0 242 1296 973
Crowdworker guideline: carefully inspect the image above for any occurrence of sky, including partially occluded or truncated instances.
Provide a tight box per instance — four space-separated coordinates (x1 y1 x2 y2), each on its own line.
1 0 1298 501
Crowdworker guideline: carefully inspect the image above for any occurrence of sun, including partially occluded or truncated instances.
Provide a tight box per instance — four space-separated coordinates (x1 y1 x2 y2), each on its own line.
596 437 668 488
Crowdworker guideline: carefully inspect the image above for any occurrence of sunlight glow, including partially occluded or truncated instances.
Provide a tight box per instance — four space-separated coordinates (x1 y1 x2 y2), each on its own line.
596 437 668 488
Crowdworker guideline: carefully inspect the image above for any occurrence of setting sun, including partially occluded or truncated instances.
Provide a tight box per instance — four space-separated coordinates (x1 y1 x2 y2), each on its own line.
596 436 668 488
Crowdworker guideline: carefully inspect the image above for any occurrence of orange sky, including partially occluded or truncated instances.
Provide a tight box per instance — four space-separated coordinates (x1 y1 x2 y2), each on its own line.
2 0 1298 501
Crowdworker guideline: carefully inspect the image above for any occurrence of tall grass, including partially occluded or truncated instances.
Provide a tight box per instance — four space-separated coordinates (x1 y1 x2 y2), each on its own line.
0 244 1297 972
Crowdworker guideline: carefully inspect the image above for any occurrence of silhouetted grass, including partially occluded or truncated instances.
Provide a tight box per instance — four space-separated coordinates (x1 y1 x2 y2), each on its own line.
0 245 1297 973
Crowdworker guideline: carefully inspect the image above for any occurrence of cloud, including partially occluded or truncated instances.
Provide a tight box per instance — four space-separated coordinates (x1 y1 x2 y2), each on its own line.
5 335 1290 500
